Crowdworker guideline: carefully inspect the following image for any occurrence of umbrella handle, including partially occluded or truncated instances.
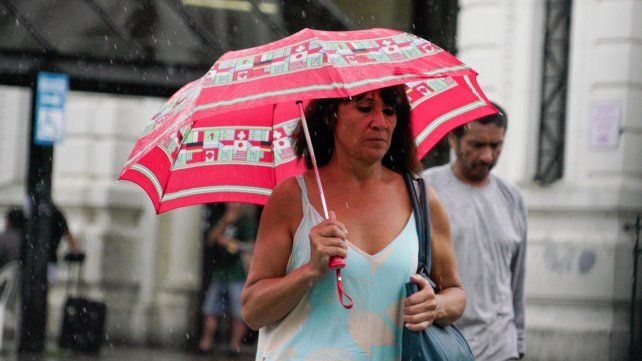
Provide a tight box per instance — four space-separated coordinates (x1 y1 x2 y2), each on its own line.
329 256 346 268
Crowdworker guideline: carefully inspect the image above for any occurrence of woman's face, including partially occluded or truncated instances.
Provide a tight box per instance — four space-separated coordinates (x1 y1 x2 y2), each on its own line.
333 90 398 164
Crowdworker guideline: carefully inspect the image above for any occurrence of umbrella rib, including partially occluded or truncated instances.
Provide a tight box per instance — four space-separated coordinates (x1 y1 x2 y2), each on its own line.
415 101 487 145
131 164 164 200
319 33 351 99
161 124 197 202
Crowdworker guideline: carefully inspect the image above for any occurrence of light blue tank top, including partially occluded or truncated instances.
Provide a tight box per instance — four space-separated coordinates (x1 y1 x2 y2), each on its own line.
256 176 418 361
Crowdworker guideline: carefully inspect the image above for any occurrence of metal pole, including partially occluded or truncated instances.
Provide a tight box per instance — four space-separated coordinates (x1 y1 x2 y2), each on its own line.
18 73 53 353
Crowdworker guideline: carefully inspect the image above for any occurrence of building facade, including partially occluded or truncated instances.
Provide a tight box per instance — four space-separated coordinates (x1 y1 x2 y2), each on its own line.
457 0 641 359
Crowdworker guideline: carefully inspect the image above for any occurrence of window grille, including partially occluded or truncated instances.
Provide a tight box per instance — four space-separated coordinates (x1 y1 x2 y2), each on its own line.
535 0 573 184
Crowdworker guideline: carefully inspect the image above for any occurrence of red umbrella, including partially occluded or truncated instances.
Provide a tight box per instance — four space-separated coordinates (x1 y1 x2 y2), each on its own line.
119 28 495 214
119 27 496 309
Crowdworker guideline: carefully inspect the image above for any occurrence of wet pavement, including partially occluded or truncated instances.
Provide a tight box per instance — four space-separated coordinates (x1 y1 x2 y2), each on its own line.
3 346 256 361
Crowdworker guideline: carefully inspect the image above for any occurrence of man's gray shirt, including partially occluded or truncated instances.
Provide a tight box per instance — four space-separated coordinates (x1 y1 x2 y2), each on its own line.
424 165 527 361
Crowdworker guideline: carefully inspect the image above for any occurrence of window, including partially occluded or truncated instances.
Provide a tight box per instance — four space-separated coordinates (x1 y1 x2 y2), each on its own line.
535 0 572 184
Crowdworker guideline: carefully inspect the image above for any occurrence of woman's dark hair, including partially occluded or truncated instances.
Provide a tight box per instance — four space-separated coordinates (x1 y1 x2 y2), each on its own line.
294 84 421 175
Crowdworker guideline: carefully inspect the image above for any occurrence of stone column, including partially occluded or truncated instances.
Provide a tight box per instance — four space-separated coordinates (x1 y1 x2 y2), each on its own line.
150 206 202 346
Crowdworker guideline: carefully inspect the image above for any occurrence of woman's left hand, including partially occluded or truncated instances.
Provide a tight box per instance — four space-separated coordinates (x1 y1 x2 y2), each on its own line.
402 274 439 331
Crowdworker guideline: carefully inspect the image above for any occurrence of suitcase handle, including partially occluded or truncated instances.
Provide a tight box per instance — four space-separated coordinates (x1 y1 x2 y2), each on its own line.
64 253 86 296
63 252 86 263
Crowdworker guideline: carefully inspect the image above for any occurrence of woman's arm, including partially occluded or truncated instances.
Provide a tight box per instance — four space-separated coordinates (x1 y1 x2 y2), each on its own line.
240 178 348 330
403 185 466 330
427 186 466 327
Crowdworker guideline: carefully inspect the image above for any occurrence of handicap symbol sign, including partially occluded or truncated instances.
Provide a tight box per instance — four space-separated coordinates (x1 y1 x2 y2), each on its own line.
34 72 68 145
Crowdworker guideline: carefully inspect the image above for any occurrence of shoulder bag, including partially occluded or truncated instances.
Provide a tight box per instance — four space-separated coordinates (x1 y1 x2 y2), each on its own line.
401 173 475 361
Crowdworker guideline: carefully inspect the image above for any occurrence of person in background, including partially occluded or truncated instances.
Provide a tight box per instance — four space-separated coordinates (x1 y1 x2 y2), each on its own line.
423 103 527 360
48 203 81 285
198 203 257 357
0 207 24 268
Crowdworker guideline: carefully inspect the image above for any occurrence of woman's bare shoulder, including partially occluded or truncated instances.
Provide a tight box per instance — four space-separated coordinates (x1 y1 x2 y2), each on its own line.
263 176 304 226
267 176 301 208
272 176 301 198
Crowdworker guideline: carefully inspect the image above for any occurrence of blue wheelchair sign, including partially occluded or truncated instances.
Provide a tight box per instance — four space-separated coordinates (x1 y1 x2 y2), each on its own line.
34 72 69 145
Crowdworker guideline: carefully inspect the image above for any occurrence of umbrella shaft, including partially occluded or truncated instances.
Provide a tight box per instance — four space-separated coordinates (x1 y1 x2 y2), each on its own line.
298 102 329 219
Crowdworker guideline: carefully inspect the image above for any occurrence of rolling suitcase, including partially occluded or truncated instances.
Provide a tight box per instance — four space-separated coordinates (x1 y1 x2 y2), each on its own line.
58 253 107 353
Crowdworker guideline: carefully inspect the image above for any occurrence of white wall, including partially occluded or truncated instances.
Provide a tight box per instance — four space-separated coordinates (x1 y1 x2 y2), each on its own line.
458 0 642 360
0 86 30 204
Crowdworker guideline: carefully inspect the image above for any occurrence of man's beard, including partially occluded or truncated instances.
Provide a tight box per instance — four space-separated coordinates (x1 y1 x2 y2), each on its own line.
463 161 495 181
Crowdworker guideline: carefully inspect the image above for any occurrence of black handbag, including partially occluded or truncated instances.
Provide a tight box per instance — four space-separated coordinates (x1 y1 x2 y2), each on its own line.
401 174 475 361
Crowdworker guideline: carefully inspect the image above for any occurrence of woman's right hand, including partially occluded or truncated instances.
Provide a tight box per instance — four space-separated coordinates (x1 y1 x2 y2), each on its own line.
307 211 348 276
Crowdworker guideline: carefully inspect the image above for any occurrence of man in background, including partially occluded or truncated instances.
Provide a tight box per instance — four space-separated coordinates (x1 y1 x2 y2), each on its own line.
0 207 24 268
423 103 527 360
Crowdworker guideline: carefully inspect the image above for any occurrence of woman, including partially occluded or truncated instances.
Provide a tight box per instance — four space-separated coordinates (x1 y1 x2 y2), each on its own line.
241 85 465 360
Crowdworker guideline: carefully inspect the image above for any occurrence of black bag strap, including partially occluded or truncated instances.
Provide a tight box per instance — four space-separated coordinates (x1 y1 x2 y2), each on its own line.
403 173 431 275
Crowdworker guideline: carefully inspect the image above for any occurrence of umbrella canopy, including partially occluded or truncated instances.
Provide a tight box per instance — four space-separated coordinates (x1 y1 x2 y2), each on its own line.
119 28 496 214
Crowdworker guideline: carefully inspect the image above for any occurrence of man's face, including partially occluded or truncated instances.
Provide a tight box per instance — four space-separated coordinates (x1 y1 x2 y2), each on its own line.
449 122 505 182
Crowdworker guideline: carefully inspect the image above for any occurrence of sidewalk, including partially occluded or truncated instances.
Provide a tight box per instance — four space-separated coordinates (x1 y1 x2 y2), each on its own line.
4 346 256 361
